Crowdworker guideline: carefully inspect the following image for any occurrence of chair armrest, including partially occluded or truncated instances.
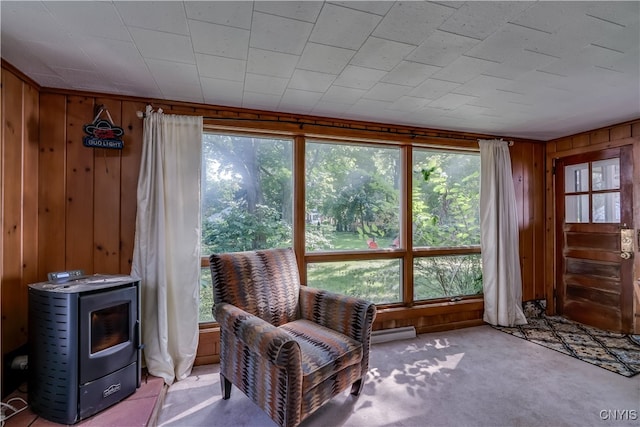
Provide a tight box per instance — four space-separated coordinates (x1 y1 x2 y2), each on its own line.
298 287 377 343
215 303 300 366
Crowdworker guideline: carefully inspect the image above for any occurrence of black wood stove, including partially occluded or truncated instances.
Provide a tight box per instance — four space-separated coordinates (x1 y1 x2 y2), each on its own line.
28 274 142 424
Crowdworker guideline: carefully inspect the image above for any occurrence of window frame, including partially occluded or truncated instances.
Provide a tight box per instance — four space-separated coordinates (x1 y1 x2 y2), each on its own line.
198 126 482 328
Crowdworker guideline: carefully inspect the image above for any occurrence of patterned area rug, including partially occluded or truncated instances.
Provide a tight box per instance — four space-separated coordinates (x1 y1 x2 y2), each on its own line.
494 315 640 377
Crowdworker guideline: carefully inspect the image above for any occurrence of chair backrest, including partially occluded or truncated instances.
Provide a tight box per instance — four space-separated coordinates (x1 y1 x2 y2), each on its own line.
209 248 300 326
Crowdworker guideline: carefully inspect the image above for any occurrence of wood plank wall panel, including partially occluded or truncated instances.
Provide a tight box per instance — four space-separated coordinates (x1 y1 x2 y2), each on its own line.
119 101 145 273
65 96 95 273
93 97 122 274
2 70 27 355
38 94 66 276
545 119 640 330
509 142 546 302
1 68 39 376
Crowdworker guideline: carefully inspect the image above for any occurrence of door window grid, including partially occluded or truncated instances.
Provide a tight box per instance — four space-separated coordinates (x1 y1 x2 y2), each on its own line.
564 159 620 224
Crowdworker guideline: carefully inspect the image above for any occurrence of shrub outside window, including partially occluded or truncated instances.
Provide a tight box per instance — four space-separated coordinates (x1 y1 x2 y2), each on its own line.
200 133 293 322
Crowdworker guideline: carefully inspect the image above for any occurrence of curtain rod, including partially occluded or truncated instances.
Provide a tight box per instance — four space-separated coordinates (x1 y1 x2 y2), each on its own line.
135 109 487 143
478 137 514 146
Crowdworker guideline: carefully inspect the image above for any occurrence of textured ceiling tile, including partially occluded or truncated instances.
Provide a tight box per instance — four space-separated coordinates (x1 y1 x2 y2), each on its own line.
525 14 627 58
160 90 203 105
44 1 131 41
244 73 289 96
201 77 244 106
328 1 394 16
431 56 499 84
372 1 456 45
321 85 367 104
196 54 245 81
145 58 200 86
428 93 476 110
410 78 460 100
288 69 336 92
247 48 299 78
249 12 313 55
407 30 481 67
115 1 189 35
309 4 382 50
438 1 533 40
333 65 387 90
349 37 416 71
586 1 640 27
482 50 558 80
253 1 323 23
0 35 56 76
363 82 412 102
241 91 282 110
75 36 150 84
465 23 549 63
280 88 324 105
382 61 441 87
184 1 253 29
312 100 352 117
130 27 195 63
279 89 323 114
538 44 625 77
189 19 249 60
1 2 72 45
50 67 110 89
453 75 513 97
388 96 430 112
592 24 640 53
297 43 355 74
15 38 95 71
509 2 588 34
349 98 394 115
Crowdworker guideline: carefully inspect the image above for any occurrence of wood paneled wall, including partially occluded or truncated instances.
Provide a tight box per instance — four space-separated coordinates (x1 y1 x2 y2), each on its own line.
545 120 640 332
2 61 548 384
1 67 39 382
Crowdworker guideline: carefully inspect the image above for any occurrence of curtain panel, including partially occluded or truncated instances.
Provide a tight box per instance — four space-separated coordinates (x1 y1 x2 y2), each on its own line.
479 139 527 327
132 106 203 384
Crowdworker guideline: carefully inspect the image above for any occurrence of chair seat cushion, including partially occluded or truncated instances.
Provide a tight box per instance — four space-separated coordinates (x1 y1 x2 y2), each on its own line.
279 319 363 391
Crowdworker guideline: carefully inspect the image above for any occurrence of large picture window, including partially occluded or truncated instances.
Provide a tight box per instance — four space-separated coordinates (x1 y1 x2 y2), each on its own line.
199 132 482 323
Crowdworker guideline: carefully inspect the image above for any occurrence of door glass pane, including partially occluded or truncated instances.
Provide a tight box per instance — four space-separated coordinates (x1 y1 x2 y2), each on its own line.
592 158 619 191
593 192 620 223
565 195 589 223
565 163 588 193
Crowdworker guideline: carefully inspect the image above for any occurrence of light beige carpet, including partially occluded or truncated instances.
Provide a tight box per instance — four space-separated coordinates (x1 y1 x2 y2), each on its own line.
157 326 640 427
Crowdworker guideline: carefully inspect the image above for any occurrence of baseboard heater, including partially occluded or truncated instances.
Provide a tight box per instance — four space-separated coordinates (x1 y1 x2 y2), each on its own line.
371 326 416 344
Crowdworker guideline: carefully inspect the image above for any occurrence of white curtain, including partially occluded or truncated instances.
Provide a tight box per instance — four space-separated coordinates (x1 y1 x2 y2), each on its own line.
479 139 527 327
132 106 203 385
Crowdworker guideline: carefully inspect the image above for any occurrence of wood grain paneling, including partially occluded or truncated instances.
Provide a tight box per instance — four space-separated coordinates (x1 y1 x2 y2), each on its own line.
66 96 95 273
1 66 39 396
38 93 66 276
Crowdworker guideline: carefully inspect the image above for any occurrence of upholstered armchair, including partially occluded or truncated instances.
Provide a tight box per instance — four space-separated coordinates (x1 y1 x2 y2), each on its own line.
209 248 376 427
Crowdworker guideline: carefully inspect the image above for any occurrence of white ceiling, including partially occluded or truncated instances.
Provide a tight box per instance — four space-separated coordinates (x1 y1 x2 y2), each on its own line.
1 1 639 140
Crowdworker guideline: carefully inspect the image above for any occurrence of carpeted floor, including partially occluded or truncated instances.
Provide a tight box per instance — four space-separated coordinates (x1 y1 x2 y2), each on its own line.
493 315 640 377
157 325 640 427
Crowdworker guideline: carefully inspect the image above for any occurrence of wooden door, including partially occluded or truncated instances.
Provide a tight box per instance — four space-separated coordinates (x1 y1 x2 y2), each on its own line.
555 146 634 332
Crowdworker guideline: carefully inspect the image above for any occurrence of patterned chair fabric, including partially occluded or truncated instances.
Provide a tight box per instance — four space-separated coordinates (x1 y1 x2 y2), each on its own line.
210 248 377 427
